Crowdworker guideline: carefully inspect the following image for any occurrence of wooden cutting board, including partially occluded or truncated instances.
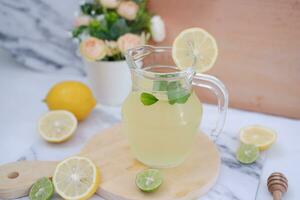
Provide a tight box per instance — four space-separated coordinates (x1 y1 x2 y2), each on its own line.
0 124 220 200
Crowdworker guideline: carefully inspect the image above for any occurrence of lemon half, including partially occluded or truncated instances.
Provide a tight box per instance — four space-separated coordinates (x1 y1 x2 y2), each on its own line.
53 156 100 200
38 110 77 143
172 27 218 73
240 125 277 151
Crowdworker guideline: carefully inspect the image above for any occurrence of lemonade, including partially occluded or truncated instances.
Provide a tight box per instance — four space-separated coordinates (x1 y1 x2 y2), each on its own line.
122 89 202 168
123 30 228 168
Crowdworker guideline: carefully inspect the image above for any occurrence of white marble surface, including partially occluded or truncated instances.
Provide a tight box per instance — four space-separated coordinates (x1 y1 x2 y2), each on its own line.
0 50 300 200
0 0 82 73
0 1 299 198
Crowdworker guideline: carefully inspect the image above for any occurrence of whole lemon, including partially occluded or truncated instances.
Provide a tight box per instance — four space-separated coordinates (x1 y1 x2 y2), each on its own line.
45 81 96 121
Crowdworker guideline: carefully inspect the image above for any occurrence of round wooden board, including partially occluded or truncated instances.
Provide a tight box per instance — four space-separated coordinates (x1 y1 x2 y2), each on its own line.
79 124 220 200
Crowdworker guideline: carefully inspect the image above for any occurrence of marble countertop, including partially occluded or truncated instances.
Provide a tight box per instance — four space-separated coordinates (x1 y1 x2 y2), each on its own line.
0 0 299 199
0 49 299 200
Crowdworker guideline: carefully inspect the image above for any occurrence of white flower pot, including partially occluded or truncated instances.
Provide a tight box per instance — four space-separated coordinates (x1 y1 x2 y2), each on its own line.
84 60 131 106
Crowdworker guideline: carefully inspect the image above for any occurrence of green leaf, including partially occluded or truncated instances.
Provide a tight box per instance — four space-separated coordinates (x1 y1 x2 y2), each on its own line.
140 92 158 106
153 74 176 91
127 0 151 34
102 53 125 61
174 93 191 104
72 25 88 38
105 11 119 26
80 3 93 15
110 19 130 40
88 19 112 40
153 81 168 91
167 81 191 105
129 10 151 33
80 2 103 16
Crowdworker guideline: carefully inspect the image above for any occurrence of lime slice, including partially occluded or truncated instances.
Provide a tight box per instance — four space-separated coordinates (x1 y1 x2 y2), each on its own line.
136 169 163 192
38 110 78 143
236 144 259 164
29 177 54 200
172 27 218 73
52 156 100 200
240 125 277 151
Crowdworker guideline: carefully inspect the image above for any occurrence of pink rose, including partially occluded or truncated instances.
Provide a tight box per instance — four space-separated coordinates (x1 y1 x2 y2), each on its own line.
80 37 108 61
74 16 91 27
117 33 143 54
117 1 139 21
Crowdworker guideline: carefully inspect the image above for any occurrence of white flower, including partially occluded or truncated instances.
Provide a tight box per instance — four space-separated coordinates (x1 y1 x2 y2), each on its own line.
105 40 120 56
150 15 166 42
117 1 139 21
117 33 143 54
99 0 121 8
74 15 91 27
80 37 108 61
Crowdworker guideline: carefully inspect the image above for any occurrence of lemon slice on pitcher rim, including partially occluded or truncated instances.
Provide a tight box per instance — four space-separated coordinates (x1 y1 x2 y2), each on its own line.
172 27 218 73
38 110 77 143
240 125 277 151
53 156 100 200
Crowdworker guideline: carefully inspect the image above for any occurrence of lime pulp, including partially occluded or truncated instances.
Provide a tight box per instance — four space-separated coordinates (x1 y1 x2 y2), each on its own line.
236 144 259 164
136 169 163 192
29 177 54 200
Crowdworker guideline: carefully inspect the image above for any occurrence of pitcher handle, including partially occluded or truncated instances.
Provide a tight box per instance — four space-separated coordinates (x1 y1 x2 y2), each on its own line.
192 73 229 141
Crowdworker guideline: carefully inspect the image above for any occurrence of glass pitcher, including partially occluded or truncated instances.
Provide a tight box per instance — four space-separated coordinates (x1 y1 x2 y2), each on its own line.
122 45 228 168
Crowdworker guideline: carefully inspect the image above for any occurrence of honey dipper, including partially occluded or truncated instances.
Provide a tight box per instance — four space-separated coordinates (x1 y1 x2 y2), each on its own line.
267 172 288 200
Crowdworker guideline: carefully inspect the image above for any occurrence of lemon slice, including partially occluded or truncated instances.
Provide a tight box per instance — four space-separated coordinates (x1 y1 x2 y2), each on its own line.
38 110 77 143
240 125 277 151
53 156 100 200
172 27 218 73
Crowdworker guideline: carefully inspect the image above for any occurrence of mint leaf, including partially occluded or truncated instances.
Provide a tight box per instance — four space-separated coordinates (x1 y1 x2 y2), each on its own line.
174 93 191 104
153 81 168 91
167 81 191 105
153 74 176 91
140 93 158 106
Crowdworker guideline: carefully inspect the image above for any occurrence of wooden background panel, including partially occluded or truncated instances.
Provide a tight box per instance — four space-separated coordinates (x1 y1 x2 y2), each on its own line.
148 0 300 119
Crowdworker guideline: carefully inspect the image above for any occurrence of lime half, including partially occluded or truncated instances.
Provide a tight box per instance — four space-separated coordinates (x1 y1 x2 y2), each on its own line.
29 177 54 200
136 169 163 192
236 144 259 164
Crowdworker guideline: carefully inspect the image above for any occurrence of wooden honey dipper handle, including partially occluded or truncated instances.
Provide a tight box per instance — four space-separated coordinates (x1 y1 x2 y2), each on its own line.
267 172 288 200
272 190 282 200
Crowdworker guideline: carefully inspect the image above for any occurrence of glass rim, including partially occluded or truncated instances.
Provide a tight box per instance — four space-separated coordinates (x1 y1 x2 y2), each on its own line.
125 45 195 81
